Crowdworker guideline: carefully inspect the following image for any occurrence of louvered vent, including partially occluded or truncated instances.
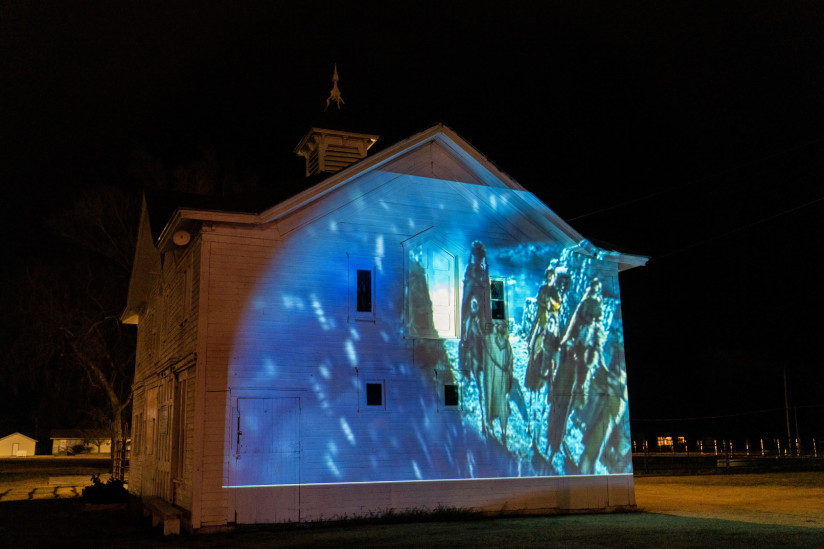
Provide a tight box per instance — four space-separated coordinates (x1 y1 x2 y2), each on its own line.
295 128 379 177
307 149 320 176
324 144 363 173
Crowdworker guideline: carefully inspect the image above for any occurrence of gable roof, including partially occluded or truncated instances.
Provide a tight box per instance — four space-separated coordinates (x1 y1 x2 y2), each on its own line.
0 432 37 443
50 429 109 440
123 124 647 322
154 123 608 247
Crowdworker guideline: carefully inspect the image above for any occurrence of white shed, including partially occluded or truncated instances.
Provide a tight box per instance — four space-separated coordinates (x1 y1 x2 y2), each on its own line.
0 432 37 457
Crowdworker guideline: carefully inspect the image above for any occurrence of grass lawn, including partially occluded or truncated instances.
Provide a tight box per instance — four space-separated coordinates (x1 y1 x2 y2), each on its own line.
1 469 822 547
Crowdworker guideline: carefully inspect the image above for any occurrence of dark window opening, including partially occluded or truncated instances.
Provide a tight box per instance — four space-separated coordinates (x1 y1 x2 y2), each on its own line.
366 383 383 406
357 269 372 312
490 279 506 320
444 384 459 406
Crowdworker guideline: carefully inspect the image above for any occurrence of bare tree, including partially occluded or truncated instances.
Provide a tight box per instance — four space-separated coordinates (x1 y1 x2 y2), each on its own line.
9 184 138 475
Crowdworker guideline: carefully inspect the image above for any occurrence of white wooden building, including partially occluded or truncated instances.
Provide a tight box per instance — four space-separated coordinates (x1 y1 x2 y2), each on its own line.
50 429 112 455
0 432 37 457
123 123 646 531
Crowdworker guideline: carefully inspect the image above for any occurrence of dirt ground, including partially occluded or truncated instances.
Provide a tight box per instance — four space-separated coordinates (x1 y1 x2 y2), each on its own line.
0 455 111 502
634 471 824 529
1 458 823 547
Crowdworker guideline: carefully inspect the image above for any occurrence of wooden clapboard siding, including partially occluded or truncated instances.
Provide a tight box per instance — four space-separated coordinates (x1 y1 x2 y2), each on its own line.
271 170 402 237
196 389 230 526
378 140 490 186
173 170 541 525
129 233 201 513
170 373 196 509
129 388 145 491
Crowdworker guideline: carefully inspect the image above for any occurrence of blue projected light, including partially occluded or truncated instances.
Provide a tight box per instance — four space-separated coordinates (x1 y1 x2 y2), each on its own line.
227 196 631 487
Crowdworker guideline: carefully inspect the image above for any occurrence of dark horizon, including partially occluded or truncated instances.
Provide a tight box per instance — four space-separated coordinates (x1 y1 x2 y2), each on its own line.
2 2 823 447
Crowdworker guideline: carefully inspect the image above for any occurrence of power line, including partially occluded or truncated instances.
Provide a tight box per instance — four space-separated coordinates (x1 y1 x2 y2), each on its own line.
632 408 785 423
566 135 824 222
632 403 824 423
653 194 824 261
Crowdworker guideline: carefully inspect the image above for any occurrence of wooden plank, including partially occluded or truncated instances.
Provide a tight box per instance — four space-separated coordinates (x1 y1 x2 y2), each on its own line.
191 239 211 529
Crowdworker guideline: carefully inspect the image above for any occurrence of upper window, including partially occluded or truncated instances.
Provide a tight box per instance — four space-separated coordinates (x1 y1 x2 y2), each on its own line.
356 269 372 313
349 256 376 323
490 278 507 321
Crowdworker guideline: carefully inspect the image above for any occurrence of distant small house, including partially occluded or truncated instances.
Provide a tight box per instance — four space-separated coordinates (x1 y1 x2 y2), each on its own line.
50 429 112 455
0 432 37 457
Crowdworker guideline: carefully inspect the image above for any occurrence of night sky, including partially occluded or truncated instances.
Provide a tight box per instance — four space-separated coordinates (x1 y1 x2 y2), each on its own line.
2 2 823 443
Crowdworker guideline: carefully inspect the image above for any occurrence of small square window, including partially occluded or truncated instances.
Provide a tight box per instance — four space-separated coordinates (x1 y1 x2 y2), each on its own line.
444 384 459 406
366 383 383 406
435 370 465 412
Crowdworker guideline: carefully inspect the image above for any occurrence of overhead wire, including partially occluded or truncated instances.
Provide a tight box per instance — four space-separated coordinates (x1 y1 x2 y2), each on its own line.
562 135 824 260
566 134 824 223
632 403 824 423
653 194 824 261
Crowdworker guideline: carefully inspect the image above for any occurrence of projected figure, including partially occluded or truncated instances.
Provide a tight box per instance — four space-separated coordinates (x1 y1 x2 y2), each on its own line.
524 265 565 446
460 241 493 432
546 277 605 467
483 321 513 448
462 296 486 421
460 241 493 337
408 259 452 372
520 297 537 339
577 327 628 474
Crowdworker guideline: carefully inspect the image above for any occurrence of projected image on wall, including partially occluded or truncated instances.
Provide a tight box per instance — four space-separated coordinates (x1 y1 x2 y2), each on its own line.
408 239 629 477
227 228 630 487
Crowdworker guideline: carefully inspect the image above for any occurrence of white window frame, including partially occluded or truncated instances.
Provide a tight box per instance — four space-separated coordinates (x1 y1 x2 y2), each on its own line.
348 255 376 323
435 369 466 412
358 377 387 412
401 232 464 340
490 276 508 323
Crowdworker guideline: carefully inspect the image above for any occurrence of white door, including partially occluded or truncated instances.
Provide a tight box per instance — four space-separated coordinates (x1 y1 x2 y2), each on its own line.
232 397 301 523
233 397 300 486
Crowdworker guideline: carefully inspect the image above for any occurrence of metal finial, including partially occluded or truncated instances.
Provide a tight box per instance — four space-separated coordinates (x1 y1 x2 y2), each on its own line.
325 63 345 111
